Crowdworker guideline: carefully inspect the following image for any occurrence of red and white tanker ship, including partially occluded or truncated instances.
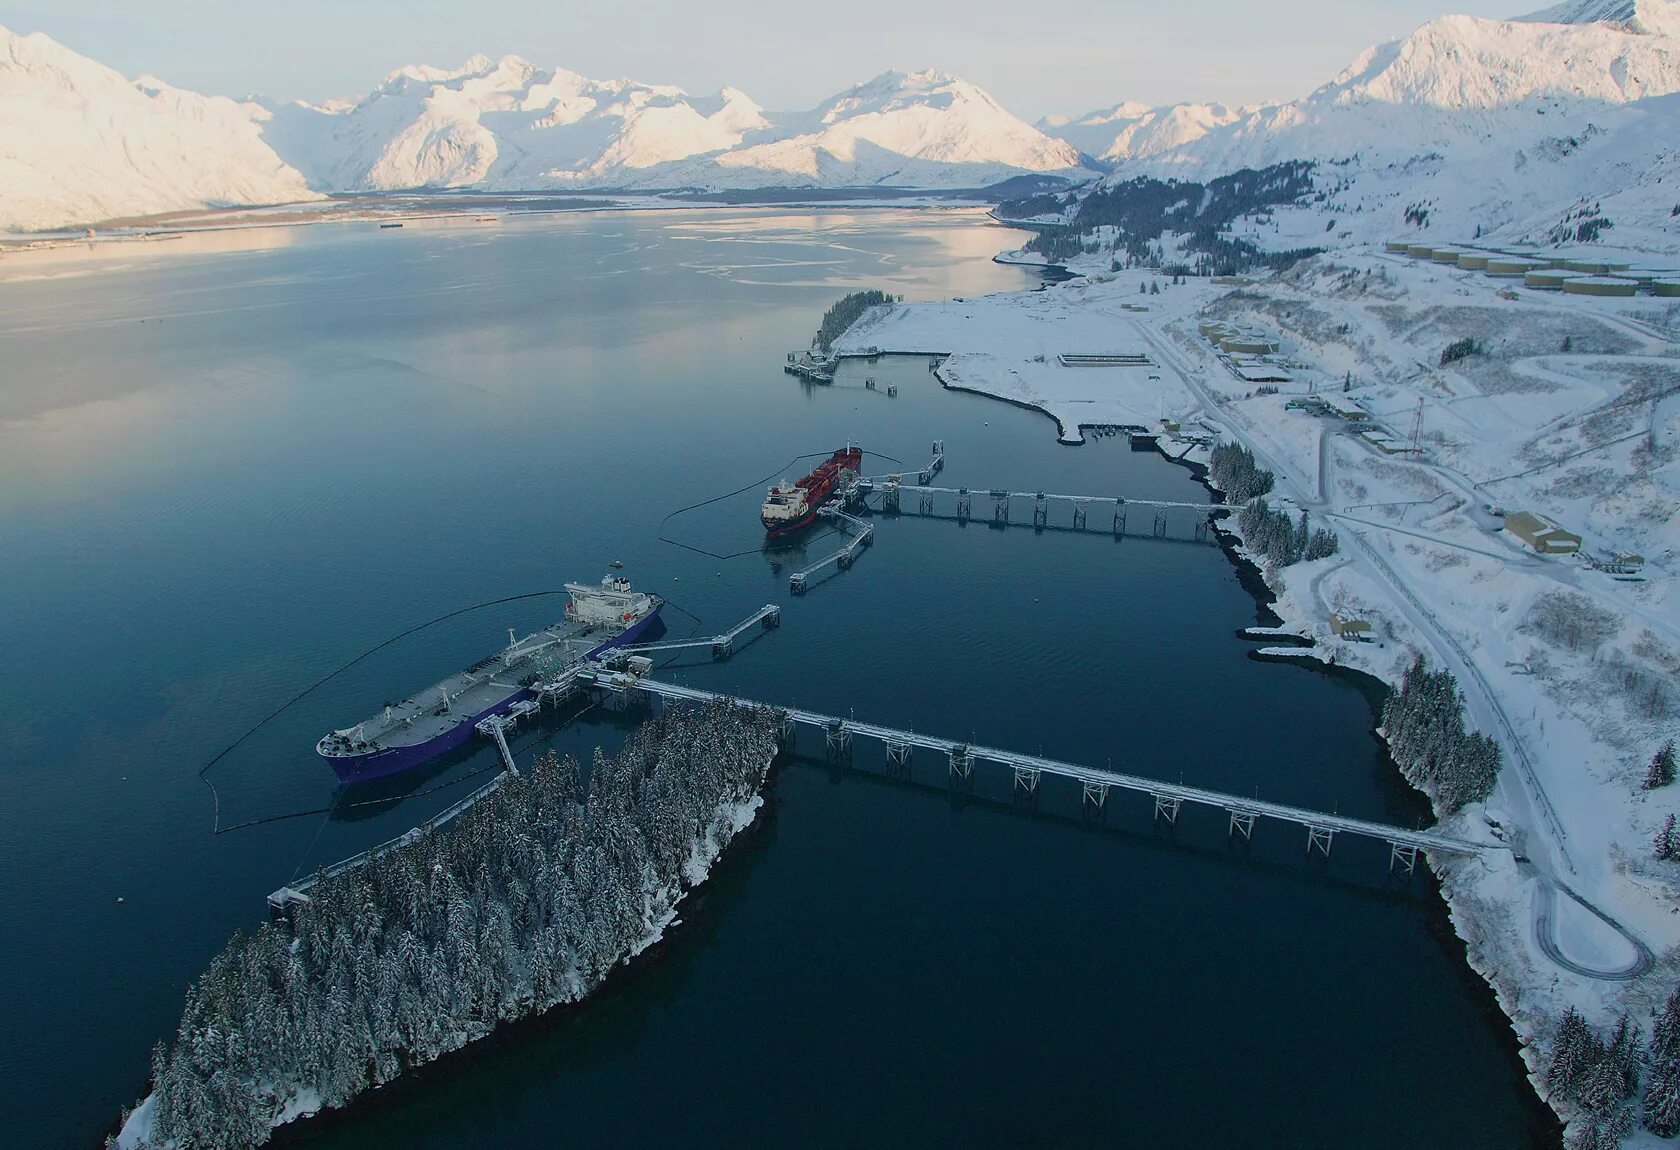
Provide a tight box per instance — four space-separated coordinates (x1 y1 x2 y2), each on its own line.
761 446 863 534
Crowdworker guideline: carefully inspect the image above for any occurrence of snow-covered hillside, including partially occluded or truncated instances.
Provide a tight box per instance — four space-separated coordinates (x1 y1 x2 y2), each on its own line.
260 54 774 191
0 30 1091 229
660 70 1087 190
270 63 1088 193
1027 1 1680 265
0 26 317 231
1100 2 1680 179
1038 101 1252 166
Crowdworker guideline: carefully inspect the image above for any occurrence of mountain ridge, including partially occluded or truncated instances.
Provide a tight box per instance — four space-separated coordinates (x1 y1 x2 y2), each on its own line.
0 32 1091 230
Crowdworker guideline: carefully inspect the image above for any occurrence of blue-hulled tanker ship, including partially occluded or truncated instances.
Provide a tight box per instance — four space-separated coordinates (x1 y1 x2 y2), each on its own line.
316 575 662 782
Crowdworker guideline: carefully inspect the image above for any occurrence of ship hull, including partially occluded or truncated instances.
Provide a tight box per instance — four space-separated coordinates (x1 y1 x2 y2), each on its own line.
761 506 821 535
326 689 535 783
322 604 664 783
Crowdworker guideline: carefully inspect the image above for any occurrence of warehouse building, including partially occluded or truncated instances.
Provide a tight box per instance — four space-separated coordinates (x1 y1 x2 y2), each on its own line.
1504 511 1582 554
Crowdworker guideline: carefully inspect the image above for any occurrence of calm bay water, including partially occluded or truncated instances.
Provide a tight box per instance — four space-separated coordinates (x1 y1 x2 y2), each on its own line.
0 208 1555 1148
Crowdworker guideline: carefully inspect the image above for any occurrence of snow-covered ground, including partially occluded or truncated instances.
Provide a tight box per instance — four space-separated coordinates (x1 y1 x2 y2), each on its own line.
838 286 1199 443
837 247 1680 1139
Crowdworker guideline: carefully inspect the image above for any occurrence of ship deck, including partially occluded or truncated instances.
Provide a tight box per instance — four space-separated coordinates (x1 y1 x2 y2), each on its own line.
338 620 616 750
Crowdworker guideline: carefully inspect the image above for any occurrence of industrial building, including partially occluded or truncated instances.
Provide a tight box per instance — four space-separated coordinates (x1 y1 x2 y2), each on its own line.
1219 334 1280 355
1331 613 1374 640
1503 511 1582 555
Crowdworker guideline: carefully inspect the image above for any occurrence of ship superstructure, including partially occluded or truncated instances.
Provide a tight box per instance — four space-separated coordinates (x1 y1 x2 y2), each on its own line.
761 445 862 534
316 575 662 782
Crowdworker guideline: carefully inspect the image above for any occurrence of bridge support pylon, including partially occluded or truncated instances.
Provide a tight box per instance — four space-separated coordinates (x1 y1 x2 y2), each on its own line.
992 490 1010 524
825 720 852 762
1072 499 1089 530
1082 781 1109 811
1153 794 1181 826
956 488 971 523
886 738 912 775
1307 825 1337 857
949 745 973 783
1013 765 1040 798
919 490 934 515
1389 842 1419 874
1227 807 1257 841
1114 498 1127 538
1033 493 1048 530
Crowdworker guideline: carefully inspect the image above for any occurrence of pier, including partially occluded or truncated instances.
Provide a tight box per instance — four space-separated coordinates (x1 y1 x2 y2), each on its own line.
582 671 1486 870
617 602 782 660
787 440 1231 593
271 658 1484 913
789 506 873 593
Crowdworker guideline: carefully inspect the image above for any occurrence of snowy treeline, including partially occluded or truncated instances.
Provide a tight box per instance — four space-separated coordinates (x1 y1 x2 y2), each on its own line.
1211 443 1337 568
816 290 899 352
1549 1006 1643 1148
1380 654 1500 812
116 701 781 1150
1208 442 1274 503
1236 498 1339 568
1547 986 1680 1148
1008 162 1322 272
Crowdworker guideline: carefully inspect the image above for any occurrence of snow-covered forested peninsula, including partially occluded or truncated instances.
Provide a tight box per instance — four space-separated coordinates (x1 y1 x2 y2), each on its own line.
112 701 780 1149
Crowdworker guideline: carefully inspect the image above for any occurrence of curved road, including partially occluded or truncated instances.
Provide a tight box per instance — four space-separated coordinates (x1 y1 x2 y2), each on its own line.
1131 315 1655 983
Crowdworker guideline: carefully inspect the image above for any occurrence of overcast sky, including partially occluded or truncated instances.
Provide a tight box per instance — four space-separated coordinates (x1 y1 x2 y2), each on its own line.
3 0 1523 118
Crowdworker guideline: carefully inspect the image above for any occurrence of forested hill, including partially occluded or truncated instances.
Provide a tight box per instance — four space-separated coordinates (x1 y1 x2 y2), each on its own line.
117 701 781 1150
997 160 1323 273
817 290 900 351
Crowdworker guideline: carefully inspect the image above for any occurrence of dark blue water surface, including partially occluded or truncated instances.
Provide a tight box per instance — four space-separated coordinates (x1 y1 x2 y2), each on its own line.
0 209 1554 1148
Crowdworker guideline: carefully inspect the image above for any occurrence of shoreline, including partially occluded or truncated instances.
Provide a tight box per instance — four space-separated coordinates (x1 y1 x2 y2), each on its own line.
1169 430 1565 1143
3 191 1027 250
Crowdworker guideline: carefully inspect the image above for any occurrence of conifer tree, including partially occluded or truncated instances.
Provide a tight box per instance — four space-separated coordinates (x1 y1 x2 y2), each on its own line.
1645 985 1680 1135
1656 814 1677 861
1646 741 1677 790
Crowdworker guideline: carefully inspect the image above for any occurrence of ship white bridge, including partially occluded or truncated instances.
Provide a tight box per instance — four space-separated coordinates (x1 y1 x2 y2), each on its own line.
583 671 1487 869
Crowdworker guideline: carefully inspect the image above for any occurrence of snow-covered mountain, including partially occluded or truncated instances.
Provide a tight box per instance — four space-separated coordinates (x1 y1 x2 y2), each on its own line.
1031 0 1680 257
267 63 1087 193
1036 0 1680 215
0 26 317 232
0 31 1090 229
259 54 774 191
657 70 1087 190
1091 1 1680 178
1038 101 1253 166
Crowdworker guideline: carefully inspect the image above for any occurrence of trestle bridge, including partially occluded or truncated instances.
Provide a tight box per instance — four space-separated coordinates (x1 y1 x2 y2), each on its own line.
581 671 1487 871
